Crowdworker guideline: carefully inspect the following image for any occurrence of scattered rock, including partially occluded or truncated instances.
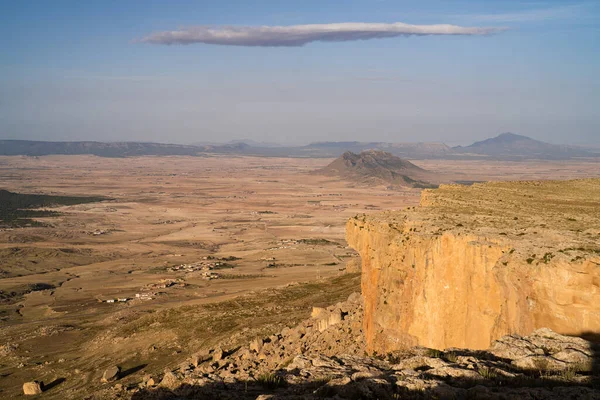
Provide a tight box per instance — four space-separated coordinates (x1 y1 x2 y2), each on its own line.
311 307 326 318
131 297 599 399
101 365 120 383
23 381 43 395
142 374 155 387
159 371 180 390
212 347 224 362
317 308 343 332
249 338 263 353
489 328 594 371
190 350 210 367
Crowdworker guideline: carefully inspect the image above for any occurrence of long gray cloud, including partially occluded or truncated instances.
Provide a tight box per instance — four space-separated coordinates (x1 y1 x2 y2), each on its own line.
140 22 504 47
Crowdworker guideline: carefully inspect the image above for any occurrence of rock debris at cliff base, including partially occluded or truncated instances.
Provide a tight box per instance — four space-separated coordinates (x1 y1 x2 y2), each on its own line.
92 294 598 399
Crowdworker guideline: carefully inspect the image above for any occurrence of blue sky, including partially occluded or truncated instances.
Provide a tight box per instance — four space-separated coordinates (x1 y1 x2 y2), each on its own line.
1 0 599 145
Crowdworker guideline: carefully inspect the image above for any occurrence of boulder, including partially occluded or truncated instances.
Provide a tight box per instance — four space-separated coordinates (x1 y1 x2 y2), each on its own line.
249 338 264 353
23 381 43 395
317 308 343 332
101 365 120 383
143 374 155 387
190 350 210 367
311 307 326 318
489 328 594 371
159 371 180 390
212 347 224 362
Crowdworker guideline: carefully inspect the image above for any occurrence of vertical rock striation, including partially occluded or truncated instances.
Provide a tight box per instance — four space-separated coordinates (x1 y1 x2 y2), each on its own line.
347 179 600 354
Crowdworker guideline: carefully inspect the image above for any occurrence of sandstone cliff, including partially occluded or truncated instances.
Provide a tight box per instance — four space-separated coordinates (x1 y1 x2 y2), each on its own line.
347 178 600 353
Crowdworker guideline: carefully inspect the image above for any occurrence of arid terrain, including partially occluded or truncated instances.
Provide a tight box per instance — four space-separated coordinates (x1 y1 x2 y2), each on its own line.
1 155 600 398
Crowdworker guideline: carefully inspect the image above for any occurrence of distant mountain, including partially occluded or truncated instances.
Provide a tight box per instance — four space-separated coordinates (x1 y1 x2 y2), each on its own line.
453 133 594 159
316 150 437 188
2 135 596 160
0 140 202 157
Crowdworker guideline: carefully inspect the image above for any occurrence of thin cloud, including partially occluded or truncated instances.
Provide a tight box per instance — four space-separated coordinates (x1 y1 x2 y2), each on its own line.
468 4 588 23
139 22 505 47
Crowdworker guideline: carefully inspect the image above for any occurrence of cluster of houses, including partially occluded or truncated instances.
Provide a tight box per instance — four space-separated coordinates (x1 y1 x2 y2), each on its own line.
135 292 155 301
199 271 221 280
168 260 223 273
169 264 223 280
102 278 187 304
267 239 298 251
145 278 185 291
88 229 109 236
104 298 129 304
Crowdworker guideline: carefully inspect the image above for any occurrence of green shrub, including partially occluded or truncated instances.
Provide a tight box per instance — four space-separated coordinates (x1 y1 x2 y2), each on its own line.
256 373 286 389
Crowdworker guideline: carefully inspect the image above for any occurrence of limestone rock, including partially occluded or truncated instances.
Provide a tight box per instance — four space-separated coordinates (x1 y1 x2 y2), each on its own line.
212 347 224 362
23 381 43 395
249 338 263 353
159 371 180 390
345 258 361 273
147 303 599 400
489 328 594 371
347 291 362 305
101 365 120 383
143 374 155 387
346 180 600 353
317 308 344 332
190 350 210 367
311 307 326 319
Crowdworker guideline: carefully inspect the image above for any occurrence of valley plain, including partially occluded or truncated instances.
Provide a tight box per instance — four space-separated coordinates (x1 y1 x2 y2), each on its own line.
1 154 600 398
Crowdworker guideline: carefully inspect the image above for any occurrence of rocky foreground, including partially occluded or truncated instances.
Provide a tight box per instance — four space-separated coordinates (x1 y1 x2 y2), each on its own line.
76 293 600 400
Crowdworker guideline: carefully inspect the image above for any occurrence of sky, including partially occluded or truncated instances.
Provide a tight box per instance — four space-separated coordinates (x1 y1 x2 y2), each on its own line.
1 0 599 146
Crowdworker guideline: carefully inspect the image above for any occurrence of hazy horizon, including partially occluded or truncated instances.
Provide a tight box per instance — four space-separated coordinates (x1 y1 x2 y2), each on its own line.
1 1 599 146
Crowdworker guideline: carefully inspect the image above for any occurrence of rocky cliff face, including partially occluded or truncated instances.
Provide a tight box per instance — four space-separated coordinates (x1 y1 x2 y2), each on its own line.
347 179 600 354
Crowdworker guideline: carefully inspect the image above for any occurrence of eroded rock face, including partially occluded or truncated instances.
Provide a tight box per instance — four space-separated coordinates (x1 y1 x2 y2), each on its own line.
346 179 600 353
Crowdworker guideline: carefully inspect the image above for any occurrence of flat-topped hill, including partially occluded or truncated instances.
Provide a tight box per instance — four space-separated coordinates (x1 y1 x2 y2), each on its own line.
317 150 437 188
347 178 600 353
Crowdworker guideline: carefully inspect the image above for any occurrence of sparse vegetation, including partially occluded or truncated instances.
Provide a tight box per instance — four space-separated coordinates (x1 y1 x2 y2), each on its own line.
219 274 269 279
478 366 499 380
256 373 287 389
426 349 442 358
444 351 458 363
542 252 554 263
298 238 337 245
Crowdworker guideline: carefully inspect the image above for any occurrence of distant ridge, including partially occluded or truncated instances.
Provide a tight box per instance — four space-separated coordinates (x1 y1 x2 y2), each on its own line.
0 140 202 157
317 150 437 188
453 133 594 159
1 135 596 159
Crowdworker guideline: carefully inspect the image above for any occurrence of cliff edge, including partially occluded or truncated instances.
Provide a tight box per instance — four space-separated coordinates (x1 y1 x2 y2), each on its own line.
347 178 600 353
